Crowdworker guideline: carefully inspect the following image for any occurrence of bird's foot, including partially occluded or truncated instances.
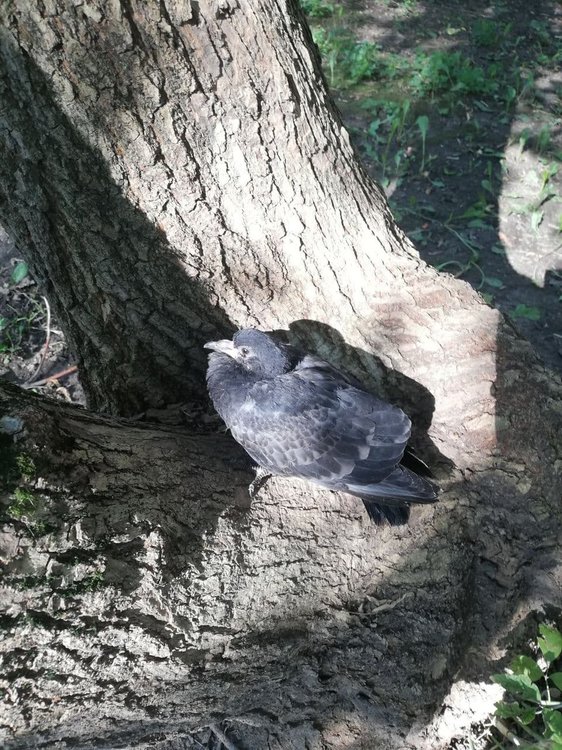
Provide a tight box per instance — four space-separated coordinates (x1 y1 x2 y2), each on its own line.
248 466 272 498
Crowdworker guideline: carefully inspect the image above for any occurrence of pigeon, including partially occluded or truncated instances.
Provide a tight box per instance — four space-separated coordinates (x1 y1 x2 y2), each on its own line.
204 329 437 525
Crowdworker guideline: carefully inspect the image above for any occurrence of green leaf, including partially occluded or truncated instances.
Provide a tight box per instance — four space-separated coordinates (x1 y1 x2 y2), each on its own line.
538 625 562 663
510 304 542 321
495 700 536 725
10 261 28 285
495 700 527 719
519 705 537 725
0 316 7 331
549 672 562 691
468 218 493 229
416 115 429 138
492 673 541 702
511 655 543 682
531 209 544 232
544 708 562 735
484 276 505 289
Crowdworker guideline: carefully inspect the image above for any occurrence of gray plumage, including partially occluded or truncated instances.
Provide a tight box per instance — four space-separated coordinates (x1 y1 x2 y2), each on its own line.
205 329 437 525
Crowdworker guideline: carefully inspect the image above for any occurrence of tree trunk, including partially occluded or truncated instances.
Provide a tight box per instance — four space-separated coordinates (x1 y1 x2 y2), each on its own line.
0 1 561 748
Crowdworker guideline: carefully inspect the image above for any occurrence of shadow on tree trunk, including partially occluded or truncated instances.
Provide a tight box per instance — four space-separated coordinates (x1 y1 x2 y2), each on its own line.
0 35 235 415
286 318 454 471
2 320 561 748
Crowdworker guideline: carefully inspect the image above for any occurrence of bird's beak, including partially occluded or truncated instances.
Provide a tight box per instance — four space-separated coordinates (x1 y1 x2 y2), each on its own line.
204 339 237 357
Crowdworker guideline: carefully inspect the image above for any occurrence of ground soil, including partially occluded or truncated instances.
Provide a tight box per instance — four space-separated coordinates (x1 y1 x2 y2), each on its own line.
334 0 562 373
0 227 85 404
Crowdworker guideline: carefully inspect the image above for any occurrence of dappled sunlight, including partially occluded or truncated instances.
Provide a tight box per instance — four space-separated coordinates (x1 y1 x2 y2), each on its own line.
422 678 504 746
307 0 562 372
498 123 562 288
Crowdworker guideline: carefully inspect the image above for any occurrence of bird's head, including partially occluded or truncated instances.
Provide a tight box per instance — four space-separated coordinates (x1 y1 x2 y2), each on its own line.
204 329 294 378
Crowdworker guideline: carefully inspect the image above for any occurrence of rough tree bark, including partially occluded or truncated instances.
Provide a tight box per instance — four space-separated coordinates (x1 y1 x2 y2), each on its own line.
0 1 561 749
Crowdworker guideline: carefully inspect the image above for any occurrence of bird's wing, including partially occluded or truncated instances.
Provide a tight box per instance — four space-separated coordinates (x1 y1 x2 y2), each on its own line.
294 356 436 501
228 362 411 487
293 354 365 388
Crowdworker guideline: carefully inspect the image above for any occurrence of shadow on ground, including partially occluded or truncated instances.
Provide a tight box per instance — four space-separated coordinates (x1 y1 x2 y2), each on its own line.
321 0 562 372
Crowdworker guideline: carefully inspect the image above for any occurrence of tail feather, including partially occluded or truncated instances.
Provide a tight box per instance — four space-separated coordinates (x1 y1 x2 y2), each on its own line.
400 446 434 478
346 466 438 503
351 464 438 526
362 500 410 526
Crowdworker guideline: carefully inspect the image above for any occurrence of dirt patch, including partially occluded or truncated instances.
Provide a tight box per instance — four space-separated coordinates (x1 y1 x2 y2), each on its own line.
0 227 85 404
308 0 562 372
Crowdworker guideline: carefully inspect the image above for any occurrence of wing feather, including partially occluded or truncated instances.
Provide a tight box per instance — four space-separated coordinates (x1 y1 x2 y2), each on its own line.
227 363 412 492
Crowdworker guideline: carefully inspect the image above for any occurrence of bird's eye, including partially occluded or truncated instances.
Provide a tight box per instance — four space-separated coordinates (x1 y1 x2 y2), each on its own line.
240 346 250 356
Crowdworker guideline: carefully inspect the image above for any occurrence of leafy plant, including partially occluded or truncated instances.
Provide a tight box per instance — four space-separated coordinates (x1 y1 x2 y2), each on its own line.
509 303 542 321
472 19 501 48
0 298 42 355
10 261 28 286
540 163 558 192
537 125 552 154
490 624 562 748
361 98 414 184
481 161 496 198
416 114 429 173
300 0 343 18
312 28 381 86
7 487 36 520
410 50 499 98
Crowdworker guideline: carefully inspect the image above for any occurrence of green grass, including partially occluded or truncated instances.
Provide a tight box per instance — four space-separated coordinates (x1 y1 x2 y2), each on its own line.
16 453 36 479
472 18 505 48
410 50 500 98
302 0 560 178
7 487 36 520
300 0 341 18
0 261 42 356
312 27 381 86
1 443 52 537
5 485 51 537
0 307 41 355
304 9 528 188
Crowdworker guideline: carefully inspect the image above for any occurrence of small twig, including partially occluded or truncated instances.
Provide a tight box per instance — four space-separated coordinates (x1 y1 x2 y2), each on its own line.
348 592 410 617
209 724 241 750
25 295 51 384
22 364 78 389
493 718 522 745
